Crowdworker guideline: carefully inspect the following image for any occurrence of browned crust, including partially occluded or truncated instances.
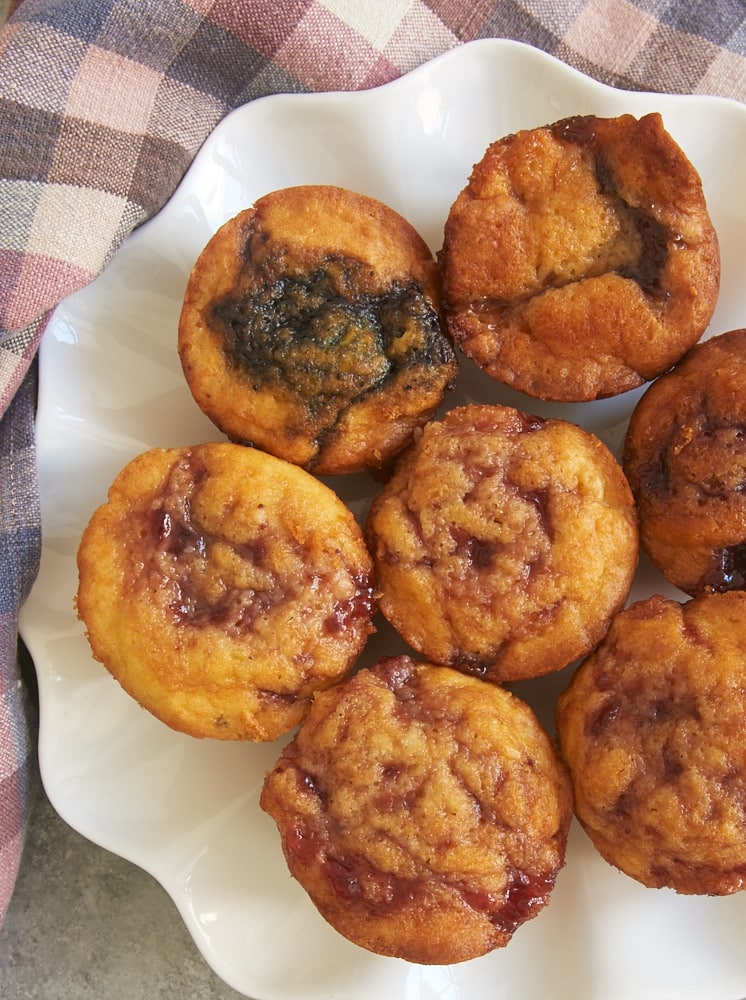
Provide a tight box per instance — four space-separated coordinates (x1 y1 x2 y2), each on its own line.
556 592 746 894
439 113 720 401
260 656 572 963
76 442 375 740
364 403 638 681
623 328 746 595
178 185 457 474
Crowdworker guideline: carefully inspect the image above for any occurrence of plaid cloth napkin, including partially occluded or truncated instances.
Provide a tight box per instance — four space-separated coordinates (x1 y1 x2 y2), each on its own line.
1 0 745 928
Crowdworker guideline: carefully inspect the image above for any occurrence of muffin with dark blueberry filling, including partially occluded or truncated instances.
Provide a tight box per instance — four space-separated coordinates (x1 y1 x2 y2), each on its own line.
178 185 457 475
623 328 746 595
439 113 719 401
261 654 572 963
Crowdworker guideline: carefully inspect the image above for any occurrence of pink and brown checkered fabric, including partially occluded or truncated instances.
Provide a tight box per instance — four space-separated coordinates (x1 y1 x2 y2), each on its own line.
1 0 745 927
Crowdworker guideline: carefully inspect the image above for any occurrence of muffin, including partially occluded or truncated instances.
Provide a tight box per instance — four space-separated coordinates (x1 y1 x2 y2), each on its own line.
556 591 746 895
365 404 638 682
260 655 572 964
178 185 458 475
76 442 376 741
623 328 746 595
439 113 720 401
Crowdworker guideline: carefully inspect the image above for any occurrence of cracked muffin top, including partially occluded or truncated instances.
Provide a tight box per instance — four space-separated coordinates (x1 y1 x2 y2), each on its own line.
438 113 720 401
556 591 746 895
364 403 638 682
178 184 458 475
260 655 572 963
623 327 746 596
75 442 376 741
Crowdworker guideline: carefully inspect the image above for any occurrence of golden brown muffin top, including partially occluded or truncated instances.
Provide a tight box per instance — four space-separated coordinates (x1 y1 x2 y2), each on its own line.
178 185 457 474
556 591 746 895
440 113 720 401
623 327 746 595
260 655 572 963
76 442 375 740
365 404 638 681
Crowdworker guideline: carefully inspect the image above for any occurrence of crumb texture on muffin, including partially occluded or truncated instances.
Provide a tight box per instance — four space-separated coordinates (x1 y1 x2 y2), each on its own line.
260 655 572 964
365 404 638 681
556 591 746 894
76 442 375 740
178 185 457 474
439 113 720 401
623 328 746 595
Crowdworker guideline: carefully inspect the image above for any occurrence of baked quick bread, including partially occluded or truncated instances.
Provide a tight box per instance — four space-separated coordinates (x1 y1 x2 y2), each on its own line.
76 442 375 740
260 655 572 964
178 185 458 475
365 404 638 681
623 328 746 595
556 591 746 895
439 113 720 401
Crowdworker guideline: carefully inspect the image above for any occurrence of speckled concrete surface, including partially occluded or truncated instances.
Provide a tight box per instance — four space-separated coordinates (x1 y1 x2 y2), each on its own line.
0 771 248 1000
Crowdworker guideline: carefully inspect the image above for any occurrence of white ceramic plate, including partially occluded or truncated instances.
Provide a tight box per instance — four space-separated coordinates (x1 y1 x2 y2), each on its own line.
20 38 746 1000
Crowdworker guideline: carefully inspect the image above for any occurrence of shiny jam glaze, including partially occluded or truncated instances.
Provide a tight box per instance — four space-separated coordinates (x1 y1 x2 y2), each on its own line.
138 450 375 633
264 655 570 955
703 543 746 592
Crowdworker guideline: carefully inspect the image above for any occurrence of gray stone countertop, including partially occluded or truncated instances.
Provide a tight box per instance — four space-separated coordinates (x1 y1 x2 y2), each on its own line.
0 769 248 1000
